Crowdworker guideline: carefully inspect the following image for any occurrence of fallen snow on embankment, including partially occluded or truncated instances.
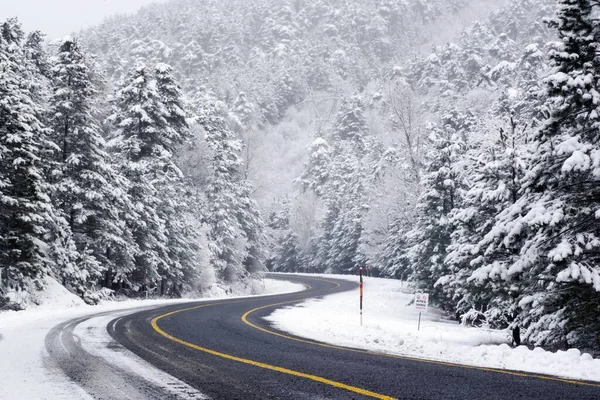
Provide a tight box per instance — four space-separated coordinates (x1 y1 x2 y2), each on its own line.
265 274 600 383
0 277 304 400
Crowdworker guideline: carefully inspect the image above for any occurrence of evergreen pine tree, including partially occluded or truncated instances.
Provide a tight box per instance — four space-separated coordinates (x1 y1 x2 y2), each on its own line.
299 96 369 273
274 231 301 272
407 112 469 309
381 216 412 280
237 181 267 276
443 115 528 325
198 99 266 281
47 37 135 300
0 19 53 291
474 0 600 347
109 62 170 289
267 197 301 273
24 30 51 79
298 136 331 197
324 144 367 273
154 63 189 146
153 63 201 295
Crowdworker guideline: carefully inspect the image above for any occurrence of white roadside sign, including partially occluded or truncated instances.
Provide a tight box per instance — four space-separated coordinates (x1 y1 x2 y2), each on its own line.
415 293 429 312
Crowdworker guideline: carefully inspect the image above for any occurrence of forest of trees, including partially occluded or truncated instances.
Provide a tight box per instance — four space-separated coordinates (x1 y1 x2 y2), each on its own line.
2 0 600 351
0 18 266 305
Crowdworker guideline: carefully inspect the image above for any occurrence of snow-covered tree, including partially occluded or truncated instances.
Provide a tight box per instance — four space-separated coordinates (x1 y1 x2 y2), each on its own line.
323 143 367 273
230 91 263 180
472 0 600 348
298 96 369 273
198 99 266 281
266 197 301 272
442 115 529 326
381 216 412 280
331 95 368 153
154 63 189 143
24 30 51 79
0 19 53 290
298 136 331 197
157 181 201 296
406 112 470 308
153 63 201 295
109 62 171 289
110 61 202 295
516 0 600 347
237 181 268 276
199 100 246 281
47 37 135 300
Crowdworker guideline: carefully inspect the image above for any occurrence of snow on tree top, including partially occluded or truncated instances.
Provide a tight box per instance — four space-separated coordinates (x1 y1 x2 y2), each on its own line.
310 137 329 147
154 63 172 73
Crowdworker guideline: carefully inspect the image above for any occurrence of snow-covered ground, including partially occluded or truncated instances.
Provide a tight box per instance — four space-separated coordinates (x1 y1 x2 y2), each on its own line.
0 277 304 400
4 273 598 399
266 274 600 383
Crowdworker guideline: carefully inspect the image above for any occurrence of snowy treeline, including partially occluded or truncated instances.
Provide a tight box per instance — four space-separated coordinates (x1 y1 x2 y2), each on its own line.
81 0 493 275
4 0 600 351
384 0 600 351
0 18 266 307
79 0 600 349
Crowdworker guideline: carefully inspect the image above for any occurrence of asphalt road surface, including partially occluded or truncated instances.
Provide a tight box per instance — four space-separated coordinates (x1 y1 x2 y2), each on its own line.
49 274 600 399
45 309 203 400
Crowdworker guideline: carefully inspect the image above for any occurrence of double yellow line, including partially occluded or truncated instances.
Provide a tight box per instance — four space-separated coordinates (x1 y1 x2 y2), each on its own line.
152 306 393 399
151 278 600 400
151 279 395 399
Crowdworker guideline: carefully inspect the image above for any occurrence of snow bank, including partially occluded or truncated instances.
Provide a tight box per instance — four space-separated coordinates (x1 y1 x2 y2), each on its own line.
265 274 600 383
192 277 305 299
262 277 306 294
5 275 86 310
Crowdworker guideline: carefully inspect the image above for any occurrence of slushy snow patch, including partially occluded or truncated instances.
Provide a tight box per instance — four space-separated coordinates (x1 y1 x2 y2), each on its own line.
265 274 600 383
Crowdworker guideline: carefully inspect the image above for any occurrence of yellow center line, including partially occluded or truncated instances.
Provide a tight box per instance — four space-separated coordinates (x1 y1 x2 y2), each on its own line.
242 278 600 389
150 279 396 400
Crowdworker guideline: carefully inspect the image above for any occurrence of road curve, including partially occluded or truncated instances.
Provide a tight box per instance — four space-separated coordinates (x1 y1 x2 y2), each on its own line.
45 308 206 400
106 274 600 400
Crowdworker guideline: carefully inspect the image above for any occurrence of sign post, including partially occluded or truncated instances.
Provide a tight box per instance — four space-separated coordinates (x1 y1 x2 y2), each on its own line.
414 292 429 331
359 267 363 326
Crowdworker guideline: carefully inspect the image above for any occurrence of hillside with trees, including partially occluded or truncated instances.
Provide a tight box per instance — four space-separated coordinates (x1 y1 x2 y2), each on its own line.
0 18 266 308
2 0 600 352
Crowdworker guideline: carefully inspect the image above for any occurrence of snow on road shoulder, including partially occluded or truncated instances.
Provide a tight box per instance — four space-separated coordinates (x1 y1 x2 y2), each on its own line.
262 277 306 294
265 275 600 383
74 312 208 399
0 276 305 400
0 284 203 400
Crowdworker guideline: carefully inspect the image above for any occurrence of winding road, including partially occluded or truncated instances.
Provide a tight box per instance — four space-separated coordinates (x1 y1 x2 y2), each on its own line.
46 274 600 399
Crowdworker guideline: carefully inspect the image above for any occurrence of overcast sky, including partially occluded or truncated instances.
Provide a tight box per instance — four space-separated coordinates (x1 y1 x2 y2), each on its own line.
1 0 167 40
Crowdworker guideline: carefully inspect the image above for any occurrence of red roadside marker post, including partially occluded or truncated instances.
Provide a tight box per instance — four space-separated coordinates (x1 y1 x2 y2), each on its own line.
359 267 363 326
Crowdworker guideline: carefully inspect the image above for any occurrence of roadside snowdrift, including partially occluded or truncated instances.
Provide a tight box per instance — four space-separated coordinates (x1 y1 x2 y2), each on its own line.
265 274 600 383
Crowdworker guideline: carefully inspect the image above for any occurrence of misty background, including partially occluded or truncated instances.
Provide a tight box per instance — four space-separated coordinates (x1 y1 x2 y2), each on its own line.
1 0 165 39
